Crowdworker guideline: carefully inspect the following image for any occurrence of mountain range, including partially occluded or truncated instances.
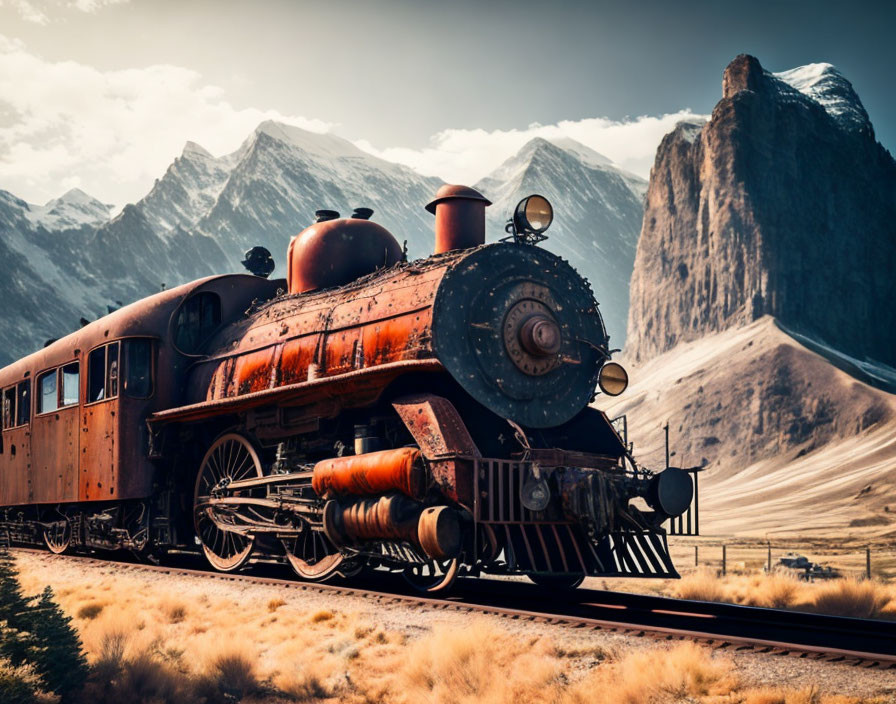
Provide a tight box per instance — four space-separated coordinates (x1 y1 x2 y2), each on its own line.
0 123 645 365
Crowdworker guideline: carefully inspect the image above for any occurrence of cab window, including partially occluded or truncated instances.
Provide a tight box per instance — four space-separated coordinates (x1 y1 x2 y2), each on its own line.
38 370 58 414
16 380 30 426
61 362 79 407
1 387 14 429
88 344 119 403
123 339 153 398
175 293 221 354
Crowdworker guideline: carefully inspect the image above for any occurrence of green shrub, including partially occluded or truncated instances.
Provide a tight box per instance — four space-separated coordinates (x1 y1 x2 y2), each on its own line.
0 550 88 701
0 658 42 704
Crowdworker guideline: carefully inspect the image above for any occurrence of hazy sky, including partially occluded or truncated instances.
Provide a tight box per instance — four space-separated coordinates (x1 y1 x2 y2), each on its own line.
1 0 893 205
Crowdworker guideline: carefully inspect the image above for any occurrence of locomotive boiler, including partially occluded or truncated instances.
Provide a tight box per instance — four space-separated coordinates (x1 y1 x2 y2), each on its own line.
0 184 693 591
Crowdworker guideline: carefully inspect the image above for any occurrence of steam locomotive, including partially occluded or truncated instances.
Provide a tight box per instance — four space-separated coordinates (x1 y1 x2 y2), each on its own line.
0 185 692 591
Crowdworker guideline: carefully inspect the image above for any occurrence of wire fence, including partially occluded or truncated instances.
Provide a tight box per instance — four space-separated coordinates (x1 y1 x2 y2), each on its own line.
670 542 896 582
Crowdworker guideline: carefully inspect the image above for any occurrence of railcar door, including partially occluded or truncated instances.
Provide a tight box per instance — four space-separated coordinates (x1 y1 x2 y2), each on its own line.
81 342 120 501
31 363 80 503
0 380 32 505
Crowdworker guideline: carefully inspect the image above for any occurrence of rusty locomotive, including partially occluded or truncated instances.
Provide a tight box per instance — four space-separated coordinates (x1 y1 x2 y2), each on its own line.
0 185 692 591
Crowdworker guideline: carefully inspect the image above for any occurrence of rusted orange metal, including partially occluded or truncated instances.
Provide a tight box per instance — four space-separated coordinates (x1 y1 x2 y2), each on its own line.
425 184 491 254
286 217 403 294
325 494 419 544
179 251 462 426
417 505 462 559
150 359 442 427
392 394 481 508
323 494 461 559
312 447 427 500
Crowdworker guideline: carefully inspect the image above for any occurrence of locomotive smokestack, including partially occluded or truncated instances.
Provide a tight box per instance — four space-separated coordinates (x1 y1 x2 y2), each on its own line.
425 185 491 254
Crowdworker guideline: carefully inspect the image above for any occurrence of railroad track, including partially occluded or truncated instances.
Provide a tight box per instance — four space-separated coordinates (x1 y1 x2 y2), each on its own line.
11 548 896 669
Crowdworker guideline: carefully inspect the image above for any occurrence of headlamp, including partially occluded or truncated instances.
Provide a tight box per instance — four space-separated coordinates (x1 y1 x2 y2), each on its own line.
513 195 553 235
598 362 628 396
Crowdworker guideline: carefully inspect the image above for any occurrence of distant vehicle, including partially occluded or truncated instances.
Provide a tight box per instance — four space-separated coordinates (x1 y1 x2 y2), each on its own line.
0 185 694 592
778 554 840 581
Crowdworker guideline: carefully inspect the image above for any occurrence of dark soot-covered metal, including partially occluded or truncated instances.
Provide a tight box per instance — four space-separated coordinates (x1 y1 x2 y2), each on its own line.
432 244 608 428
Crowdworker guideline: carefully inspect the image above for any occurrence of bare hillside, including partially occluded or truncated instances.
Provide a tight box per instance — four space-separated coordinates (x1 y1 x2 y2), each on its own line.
599 317 896 537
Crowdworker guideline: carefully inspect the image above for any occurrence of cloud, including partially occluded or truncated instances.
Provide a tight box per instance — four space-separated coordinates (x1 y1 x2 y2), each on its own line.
69 0 129 13
0 35 706 209
355 111 707 185
0 35 332 205
1 0 129 23
2 0 49 24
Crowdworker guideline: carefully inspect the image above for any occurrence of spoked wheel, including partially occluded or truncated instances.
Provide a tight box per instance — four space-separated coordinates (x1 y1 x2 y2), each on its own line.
43 515 71 554
194 433 263 572
527 573 585 591
403 558 460 593
281 522 348 582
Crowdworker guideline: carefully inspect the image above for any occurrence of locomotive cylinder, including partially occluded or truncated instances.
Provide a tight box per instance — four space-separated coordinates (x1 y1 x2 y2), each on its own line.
425 184 492 254
311 447 428 500
322 494 461 559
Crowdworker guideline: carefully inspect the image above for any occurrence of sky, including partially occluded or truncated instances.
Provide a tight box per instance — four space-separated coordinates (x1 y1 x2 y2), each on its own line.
0 0 893 206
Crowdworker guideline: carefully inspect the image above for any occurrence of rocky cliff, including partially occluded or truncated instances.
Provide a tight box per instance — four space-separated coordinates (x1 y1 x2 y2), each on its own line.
626 55 896 366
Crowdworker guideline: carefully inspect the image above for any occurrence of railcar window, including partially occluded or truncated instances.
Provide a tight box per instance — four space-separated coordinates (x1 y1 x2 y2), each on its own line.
123 339 153 398
38 370 58 414
61 363 79 406
2 387 13 429
16 380 30 426
175 293 221 354
88 343 120 403
107 342 119 398
88 347 105 402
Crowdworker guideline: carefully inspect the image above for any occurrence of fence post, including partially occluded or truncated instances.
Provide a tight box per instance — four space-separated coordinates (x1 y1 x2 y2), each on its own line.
866 546 871 580
722 544 726 576
695 545 699 567
767 542 771 572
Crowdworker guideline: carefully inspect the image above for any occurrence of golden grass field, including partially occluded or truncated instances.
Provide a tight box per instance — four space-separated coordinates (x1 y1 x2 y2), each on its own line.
593 537 896 620
7 554 895 704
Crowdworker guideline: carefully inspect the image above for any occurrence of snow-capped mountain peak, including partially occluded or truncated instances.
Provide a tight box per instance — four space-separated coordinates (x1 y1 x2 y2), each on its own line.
534 136 614 169
772 63 871 133
25 188 112 230
253 120 365 160
128 139 239 238
182 140 215 159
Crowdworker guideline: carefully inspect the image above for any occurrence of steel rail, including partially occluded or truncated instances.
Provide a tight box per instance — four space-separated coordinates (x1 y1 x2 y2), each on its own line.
9 548 895 669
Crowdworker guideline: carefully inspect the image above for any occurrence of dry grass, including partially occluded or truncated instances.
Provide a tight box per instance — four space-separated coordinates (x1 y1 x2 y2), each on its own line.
76 601 105 620
158 596 189 624
199 646 263 700
387 620 561 704
668 569 896 618
12 554 893 703
674 567 728 602
309 608 334 623
561 641 738 704
810 578 894 619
